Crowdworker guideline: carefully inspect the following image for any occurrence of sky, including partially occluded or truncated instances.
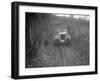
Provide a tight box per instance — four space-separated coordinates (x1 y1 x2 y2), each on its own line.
52 13 89 20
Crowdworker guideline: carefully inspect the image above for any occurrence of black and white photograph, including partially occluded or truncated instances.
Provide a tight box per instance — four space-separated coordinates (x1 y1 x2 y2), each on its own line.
25 13 90 68
11 1 97 79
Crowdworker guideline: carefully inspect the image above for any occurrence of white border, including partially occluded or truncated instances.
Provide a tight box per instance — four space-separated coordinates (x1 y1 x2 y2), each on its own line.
19 5 95 76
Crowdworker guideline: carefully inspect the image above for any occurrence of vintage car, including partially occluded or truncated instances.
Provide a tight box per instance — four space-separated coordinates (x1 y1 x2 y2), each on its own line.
55 29 71 45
